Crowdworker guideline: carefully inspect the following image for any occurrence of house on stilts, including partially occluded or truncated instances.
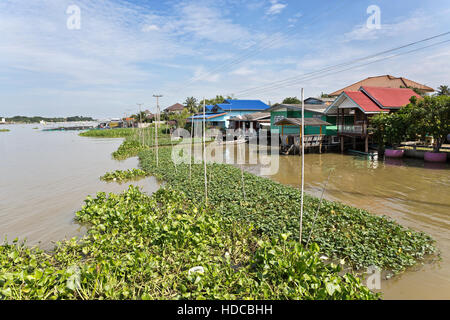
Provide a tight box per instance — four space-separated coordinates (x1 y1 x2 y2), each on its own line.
324 86 422 153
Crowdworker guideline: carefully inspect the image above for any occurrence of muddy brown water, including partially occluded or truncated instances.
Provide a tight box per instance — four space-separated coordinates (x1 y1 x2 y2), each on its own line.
232 144 449 300
0 124 160 250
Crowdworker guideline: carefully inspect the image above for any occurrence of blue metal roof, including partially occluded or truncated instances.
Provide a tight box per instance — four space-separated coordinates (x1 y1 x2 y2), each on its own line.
214 99 269 111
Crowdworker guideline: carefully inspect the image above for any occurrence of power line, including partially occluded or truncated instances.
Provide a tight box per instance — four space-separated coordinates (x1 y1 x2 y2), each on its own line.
236 38 450 97
233 31 450 96
168 0 351 96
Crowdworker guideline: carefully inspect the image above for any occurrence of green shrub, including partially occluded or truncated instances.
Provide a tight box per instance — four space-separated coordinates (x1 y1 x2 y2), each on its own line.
100 169 147 182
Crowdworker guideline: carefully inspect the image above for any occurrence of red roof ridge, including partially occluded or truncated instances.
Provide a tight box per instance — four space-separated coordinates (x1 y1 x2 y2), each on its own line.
360 86 421 108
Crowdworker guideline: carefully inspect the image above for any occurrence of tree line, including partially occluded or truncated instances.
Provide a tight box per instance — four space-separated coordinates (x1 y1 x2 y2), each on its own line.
5 116 94 123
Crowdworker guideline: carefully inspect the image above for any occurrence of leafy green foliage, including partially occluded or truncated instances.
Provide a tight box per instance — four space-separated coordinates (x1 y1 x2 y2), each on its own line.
100 169 148 182
406 95 450 152
370 112 409 151
436 85 449 96
112 140 149 160
139 146 436 273
0 129 10 132
0 186 377 300
282 97 302 104
184 97 198 113
370 95 450 152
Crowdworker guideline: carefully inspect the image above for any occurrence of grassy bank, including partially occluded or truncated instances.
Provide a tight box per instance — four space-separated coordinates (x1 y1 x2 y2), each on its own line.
0 129 10 132
138 146 436 274
79 127 138 138
0 186 376 299
80 126 210 160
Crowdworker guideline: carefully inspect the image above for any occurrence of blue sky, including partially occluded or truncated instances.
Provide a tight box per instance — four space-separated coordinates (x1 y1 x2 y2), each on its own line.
0 0 449 118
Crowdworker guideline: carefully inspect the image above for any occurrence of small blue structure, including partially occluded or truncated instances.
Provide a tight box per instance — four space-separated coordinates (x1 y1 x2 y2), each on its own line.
187 99 269 129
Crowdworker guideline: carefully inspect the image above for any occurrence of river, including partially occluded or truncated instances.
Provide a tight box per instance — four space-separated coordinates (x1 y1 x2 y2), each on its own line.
0 124 160 250
235 144 450 300
1 126 449 299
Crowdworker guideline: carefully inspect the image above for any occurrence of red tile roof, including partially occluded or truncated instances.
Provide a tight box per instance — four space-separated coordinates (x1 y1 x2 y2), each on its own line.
329 75 434 96
360 86 421 108
344 91 385 113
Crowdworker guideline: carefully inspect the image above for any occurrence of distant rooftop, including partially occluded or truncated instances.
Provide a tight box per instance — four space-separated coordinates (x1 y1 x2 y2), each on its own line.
214 99 269 111
164 103 185 112
329 75 434 97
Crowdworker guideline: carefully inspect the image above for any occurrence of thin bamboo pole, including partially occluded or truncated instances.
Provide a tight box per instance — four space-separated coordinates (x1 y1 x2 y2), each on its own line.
203 98 208 206
189 119 193 181
241 166 246 202
299 88 305 245
306 169 333 246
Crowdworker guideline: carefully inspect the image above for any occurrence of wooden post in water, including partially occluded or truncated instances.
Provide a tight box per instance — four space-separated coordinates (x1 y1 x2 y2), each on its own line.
299 88 305 245
365 135 369 153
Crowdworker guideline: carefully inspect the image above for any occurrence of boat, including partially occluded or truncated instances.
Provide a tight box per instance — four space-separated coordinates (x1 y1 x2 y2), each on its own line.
385 149 404 158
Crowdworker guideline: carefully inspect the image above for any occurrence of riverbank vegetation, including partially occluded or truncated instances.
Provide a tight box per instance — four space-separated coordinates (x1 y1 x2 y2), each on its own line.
371 95 450 153
0 128 437 300
79 127 137 138
0 186 377 300
5 116 94 123
81 126 209 160
139 146 436 274
100 169 148 182
0 129 10 132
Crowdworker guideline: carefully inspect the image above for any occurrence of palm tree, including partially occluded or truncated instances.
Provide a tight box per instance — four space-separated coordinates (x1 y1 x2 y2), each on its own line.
184 97 198 113
437 85 450 96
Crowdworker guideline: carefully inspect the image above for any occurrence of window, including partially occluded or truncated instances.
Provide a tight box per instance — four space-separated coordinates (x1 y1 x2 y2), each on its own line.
274 115 285 123
331 136 340 144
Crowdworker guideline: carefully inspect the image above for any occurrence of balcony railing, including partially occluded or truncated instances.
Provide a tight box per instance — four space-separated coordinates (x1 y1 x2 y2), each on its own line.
338 124 367 135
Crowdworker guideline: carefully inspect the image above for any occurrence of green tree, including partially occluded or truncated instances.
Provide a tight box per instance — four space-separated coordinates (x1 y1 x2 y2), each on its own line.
203 95 234 106
131 111 152 123
407 95 450 152
172 109 191 129
436 85 450 96
184 97 198 113
370 107 411 153
282 97 302 104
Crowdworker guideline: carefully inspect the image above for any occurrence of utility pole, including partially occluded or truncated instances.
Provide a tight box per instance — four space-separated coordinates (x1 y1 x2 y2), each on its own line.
153 95 163 167
299 88 305 245
137 103 144 144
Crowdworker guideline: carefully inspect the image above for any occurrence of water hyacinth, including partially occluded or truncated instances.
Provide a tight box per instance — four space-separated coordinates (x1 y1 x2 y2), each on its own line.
100 169 148 183
138 146 436 274
0 186 377 300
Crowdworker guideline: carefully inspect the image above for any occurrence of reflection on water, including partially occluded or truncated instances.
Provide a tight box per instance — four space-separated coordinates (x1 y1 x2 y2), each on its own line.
225 144 449 300
0 124 160 249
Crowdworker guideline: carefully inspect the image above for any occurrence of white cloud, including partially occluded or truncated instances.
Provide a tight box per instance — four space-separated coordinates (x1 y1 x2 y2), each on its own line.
342 10 441 42
230 67 254 76
142 24 160 32
266 0 287 15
